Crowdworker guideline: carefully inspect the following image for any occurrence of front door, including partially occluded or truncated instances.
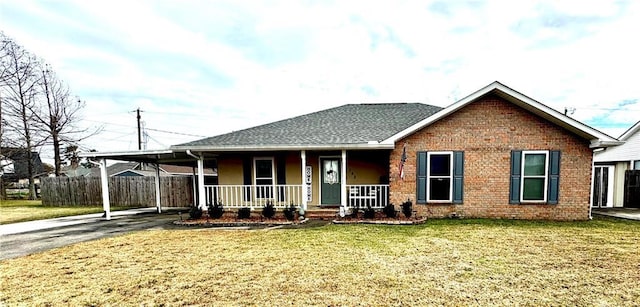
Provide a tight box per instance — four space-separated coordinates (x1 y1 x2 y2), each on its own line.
592 166 613 208
321 158 341 205
624 170 640 208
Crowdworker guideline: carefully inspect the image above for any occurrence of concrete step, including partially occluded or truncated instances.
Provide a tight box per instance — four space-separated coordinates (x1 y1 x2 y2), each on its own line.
304 209 338 220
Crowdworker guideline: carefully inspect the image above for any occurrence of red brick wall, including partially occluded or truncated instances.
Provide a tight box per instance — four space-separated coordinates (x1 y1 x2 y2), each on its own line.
389 95 593 220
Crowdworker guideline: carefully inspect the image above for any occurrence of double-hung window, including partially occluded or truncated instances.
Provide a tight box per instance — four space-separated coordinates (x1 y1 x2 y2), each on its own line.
254 158 274 199
521 151 548 202
427 152 453 202
510 150 560 204
416 151 464 204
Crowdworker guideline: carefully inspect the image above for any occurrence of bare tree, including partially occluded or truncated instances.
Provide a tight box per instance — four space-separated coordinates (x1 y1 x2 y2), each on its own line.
0 33 47 199
34 66 97 176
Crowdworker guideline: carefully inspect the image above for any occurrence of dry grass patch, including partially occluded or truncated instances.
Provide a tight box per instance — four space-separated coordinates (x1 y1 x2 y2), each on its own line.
0 200 131 224
1 218 639 306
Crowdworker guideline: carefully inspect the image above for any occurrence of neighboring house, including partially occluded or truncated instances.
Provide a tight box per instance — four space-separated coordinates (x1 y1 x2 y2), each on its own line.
86 162 217 181
593 121 640 208
0 148 46 183
82 81 620 220
87 162 167 177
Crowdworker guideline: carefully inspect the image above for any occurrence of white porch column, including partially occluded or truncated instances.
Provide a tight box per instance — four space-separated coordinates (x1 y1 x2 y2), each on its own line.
341 150 347 208
197 155 206 210
301 150 307 210
155 163 162 213
99 158 111 220
191 167 197 207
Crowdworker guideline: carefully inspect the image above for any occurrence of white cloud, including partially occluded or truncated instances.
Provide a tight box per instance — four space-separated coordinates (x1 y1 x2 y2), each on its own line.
2 0 639 158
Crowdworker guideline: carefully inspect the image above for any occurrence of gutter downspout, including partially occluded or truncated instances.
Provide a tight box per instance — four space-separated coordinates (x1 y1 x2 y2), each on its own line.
589 150 596 220
186 150 206 210
89 159 111 220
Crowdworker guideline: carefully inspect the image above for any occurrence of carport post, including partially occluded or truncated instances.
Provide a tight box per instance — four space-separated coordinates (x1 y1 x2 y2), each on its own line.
155 163 162 213
99 158 111 220
197 155 206 210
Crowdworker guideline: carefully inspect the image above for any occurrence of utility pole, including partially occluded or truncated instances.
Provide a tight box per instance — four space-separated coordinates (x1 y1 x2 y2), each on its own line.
136 108 142 150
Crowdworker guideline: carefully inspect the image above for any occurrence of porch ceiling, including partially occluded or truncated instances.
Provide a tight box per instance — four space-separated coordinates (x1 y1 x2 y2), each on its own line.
78 149 217 166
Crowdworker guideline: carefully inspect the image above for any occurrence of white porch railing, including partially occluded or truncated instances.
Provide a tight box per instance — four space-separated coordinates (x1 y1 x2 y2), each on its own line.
204 185 303 209
346 184 389 209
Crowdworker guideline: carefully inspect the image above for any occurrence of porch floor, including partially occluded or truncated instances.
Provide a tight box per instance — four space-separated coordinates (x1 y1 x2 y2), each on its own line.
592 208 640 221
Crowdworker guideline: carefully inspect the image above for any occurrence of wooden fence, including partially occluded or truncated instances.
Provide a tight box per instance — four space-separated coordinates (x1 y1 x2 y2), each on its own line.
40 176 193 207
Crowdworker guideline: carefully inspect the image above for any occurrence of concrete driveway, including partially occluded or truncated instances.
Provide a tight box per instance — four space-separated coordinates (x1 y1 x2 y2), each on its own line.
0 209 185 260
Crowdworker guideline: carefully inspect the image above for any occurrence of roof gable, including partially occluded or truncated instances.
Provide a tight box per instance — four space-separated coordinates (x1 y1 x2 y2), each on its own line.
383 81 620 148
619 121 640 141
172 103 442 150
594 121 640 162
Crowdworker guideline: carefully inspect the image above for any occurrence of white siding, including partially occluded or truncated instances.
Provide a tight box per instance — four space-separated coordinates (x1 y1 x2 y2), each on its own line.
594 127 640 163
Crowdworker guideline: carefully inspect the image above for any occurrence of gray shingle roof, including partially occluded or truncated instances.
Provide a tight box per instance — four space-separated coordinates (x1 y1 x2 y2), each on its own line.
174 103 442 148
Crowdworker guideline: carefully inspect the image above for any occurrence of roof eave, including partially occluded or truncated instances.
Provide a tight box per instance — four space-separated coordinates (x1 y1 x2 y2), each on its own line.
590 140 625 149
170 143 395 152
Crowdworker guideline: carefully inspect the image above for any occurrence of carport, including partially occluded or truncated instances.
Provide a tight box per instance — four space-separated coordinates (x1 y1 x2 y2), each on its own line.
80 149 215 220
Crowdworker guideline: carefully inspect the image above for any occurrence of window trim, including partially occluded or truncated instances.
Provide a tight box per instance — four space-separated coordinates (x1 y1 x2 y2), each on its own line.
520 150 549 203
426 151 453 203
253 157 275 199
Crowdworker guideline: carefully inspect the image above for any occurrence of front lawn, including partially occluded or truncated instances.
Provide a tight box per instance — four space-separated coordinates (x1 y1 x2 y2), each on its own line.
1 218 639 305
0 200 132 224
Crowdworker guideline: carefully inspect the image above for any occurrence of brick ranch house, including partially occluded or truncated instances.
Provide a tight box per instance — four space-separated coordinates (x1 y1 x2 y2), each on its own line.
82 81 620 221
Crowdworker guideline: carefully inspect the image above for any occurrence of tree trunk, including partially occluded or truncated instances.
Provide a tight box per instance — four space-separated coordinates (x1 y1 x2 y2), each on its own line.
53 132 61 176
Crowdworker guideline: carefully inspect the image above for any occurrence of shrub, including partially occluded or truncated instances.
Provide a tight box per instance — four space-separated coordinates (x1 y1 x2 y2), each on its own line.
363 205 375 219
351 206 360 218
207 201 224 219
283 203 296 221
383 204 397 218
401 200 413 218
262 201 276 219
189 206 203 219
237 207 251 219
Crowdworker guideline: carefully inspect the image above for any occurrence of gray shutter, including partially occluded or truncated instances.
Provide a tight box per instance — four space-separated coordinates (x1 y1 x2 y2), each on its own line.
416 151 427 203
509 150 522 204
547 150 561 204
453 151 464 204
243 157 252 201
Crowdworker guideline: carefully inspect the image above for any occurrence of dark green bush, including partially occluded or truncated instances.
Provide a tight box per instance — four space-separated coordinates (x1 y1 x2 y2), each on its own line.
207 201 224 219
363 205 375 219
283 203 296 221
189 206 203 219
262 201 276 219
238 207 251 219
401 200 413 218
383 204 397 218
351 206 360 218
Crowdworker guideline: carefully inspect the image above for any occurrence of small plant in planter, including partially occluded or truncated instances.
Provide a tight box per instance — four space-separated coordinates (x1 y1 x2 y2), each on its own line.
262 201 276 219
207 200 224 219
383 204 397 218
189 206 203 219
283 203 297 221
401 199 413 218
363 205 376 219
237 207 251 219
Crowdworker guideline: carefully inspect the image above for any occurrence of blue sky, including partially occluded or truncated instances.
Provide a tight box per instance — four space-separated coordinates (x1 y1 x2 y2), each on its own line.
2 0 639 159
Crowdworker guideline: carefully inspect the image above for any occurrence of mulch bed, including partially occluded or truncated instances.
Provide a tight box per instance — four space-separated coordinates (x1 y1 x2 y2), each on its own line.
174 217 308 227
173 210 426 227
332 211 427 225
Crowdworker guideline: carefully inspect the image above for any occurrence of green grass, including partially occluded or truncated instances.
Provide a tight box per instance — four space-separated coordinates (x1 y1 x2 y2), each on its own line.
0 199 134 224
1 217 638 306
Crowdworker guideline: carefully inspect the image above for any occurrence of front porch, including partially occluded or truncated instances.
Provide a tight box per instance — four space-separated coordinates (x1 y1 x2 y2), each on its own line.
202 184 390 210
